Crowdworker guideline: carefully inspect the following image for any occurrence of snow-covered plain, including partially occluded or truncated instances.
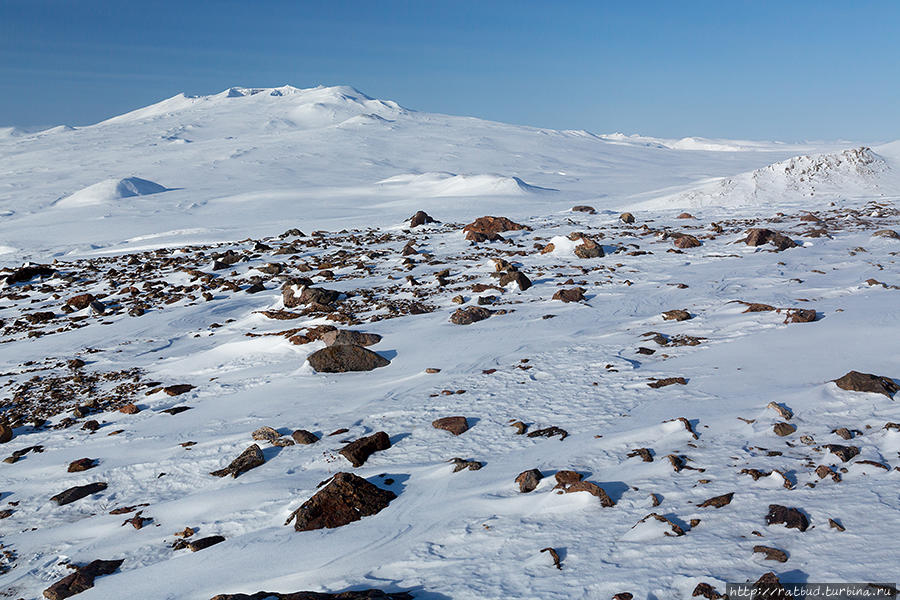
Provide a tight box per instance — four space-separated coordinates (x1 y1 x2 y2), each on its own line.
0 86 899 600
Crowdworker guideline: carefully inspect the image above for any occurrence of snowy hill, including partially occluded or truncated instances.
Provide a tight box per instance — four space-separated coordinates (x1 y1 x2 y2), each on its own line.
0 86 899 600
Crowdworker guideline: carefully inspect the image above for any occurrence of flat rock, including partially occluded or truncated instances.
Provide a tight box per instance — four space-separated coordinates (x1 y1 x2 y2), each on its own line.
773 422 797 436
662 309 691 321
739 228 798 251
552 287 585 303
291 430 320 444
320 330 382 347
431 416 469 435
307 345 390 373
753 545 789 562
284 472 396 532
51 482 108 506
339 432 391 467
188 535 225 552
449 306 494 324
698 492 733 508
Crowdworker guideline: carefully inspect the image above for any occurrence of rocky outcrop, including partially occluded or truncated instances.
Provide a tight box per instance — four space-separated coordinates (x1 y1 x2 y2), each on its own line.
284 472 396 532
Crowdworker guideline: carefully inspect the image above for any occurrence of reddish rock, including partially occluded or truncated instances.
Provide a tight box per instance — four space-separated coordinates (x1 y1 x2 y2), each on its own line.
565 481 615 507
698 492 733 508
620 212 635 223
773 422 797 437
672 234 701 248
753 545 789 562
210 444 265 478
783 308 816 323
0 424 13 444
164 384 195 396
67 458 96 473
824 444 860 462
284 472 396 532
692 583 726 599
43 559 123 600
662 309 691 321
572 205 596 214
431 416 469 436
740 228 798 251
462 216 529 238
552 287 585 303
833 371 898 398
291 430 320 445
281 283 340 309
648 377 687 389
409 210 436 227
574 237 604 258
765 504 809 531
66 294 96 310
339 432 391 467
118 403 140 414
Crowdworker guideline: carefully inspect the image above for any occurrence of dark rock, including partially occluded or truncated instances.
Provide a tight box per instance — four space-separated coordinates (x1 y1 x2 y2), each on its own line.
449 306 494 325
164 384 195 396
620 212 635 224
450 457 483 472
766 504 809 531
498 270 532 291
527 426 568 440
320 330 382 347
515 469 543 493
0 424 13 444
210 444 265 478
431 416 469 436
162 406 192 415
636 347 655 355
409 210 436 227
574 237 604 259
5 264 55 285
698 492 733 508
81 420 100 432
284 472 396 532
571 205 596 214
339 432 391 467
43 559 123 600
753 545 789 562
627 448 653 462
552 287 585 303
672 234 701 248
307 345 390 373
291 430 320 445
692 583 725 599
282 284 340 309
462 216 529 238
66 294 96 310
648 377 687 389
824 444 860 462
740 228 798 251
188 535 226 552
751 572 791 598
833 371 898 398
783 308 816 323
51 482 108 506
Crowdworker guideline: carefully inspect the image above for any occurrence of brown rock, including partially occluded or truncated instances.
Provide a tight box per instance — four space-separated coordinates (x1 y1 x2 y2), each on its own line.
677 212 694 219
252 426 281 443
540 547 562 569
450 457 483 472
766 504 809 531
824 444 860 462
66 293 96 310
574 237 604 258
565 481 615 507
633 513 685 536
613 594 633 600
751 572 791 598
187 535 225 552
449 306 494 325
515 469 543 493
648 377 687 388
740 228 798 251
307 345 390 372
284 472 396 532
553 470 583 488
281 283 340 309
872 229 900 239
409 210 436 227
783 308 816 324
627 448 654 462
620 212 635 224
742 302 776 312
210 444 265 478
339 432 391 467
527 426 568 440
43 559 123 600
0 423 13 444
572 205 596 214
431 416 469 436
692 582 726 599
753 545 788 562
773 422 797 437
833 371 899 398
118 403 140 414
164 384 195 396
498 270 532 291
291 430 320 445
67 458 96 473
672 234 701 248
462 216 529 237
552 287 585 303
698 492 733 508
662 309 691 321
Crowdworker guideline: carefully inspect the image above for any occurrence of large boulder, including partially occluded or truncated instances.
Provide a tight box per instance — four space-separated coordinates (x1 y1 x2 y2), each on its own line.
284 472 396 532
320 330 382 347
307 345 390 373
832 371 898 398
43 559 123 600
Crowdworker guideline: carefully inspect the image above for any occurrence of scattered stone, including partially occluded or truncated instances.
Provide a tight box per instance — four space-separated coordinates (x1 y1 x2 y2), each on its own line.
0 424 13 444
122 511 152 530
43 559 124 600
773 422 797 437
291 430 319 445
450 457 483 472
339 432 391 467
872 229 900 239
672 234 701 249
574 236 604 259
783 308 816 324
164 384 195 396
431 416 469 436
741 302 776 312
450 306 494 325
627 448 653 462
572 205 596 214
307 345 390 372
527 426 568 441
565 481 615 506
829 518 845 531
692 583 726 599
620 212 635 224
252 426 281 443
118 403 140 414
832 371 898 398
751 572 791 598
540 547 562 569
636 347 655 355
630 513 685 536
767 402 792 420
662 309 691 321
515 469 543 493
66 293 96 311
462 216 529 242
162 406 192 415
648 377 687 389
552 288 585 303
67 458 96 473
210 444 265 478
285 472 396 532
765 504 809 531
510 420 528 434
698 492 733 508
753 545 788 562
320 330 382 347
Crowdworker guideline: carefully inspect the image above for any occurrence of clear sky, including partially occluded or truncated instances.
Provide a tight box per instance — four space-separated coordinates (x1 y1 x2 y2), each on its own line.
2 0 898 141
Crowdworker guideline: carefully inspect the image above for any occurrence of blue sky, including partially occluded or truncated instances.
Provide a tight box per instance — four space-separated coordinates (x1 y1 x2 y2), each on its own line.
2 1 898 140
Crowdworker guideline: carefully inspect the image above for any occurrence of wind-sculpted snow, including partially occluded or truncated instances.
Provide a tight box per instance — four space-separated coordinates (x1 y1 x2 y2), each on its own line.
54 177 171 208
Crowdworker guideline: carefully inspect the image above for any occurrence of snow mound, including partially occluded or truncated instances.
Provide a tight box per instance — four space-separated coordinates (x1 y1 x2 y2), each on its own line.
100 85 406 130
55 177 170 207
376 172 554 197
641 147 889 209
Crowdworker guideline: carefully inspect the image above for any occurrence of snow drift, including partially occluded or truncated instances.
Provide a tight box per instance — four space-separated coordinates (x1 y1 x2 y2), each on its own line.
55 177 170 208
376 172 555 197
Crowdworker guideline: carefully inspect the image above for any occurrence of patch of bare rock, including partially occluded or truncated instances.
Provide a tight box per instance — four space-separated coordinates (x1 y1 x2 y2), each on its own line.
284 472 396 532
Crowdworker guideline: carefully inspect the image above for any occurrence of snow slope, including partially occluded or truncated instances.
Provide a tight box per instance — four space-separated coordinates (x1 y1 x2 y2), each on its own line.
0 86 899 600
